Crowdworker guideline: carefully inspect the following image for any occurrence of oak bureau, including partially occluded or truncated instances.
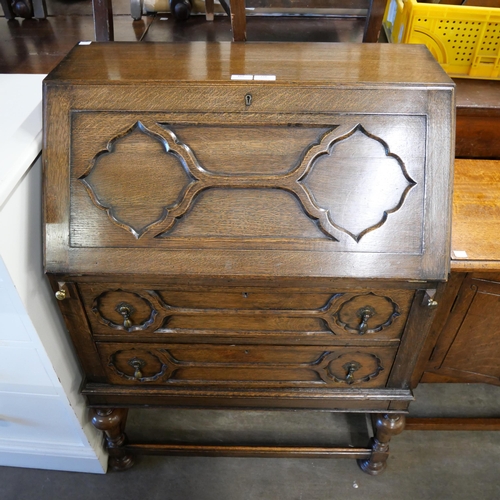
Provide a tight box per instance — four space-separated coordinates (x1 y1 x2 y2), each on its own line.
43 42 455 473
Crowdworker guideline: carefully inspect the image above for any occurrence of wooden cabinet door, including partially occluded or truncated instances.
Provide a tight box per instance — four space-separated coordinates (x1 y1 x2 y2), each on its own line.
419 273 500 385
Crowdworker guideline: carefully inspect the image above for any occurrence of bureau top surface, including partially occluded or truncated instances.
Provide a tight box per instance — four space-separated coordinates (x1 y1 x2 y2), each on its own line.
44 42 452 87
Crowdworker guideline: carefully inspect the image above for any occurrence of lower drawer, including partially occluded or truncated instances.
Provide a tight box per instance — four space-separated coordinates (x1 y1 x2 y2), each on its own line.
97 343 397 389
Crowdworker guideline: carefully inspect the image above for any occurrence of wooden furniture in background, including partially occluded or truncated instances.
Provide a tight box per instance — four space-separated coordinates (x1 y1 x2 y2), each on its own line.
363 0 388 42
89 0 384 42
455 80 500 159
409 159 500 431
0 0 46 19
43 42 454 473
92 0 115 42
228 0 386 42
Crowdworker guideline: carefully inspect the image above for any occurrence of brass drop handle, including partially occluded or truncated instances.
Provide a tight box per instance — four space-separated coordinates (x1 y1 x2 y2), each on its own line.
357 307 375 335
128 358 145 380
118 305 132 329
344 361 361 385
55 282 71 301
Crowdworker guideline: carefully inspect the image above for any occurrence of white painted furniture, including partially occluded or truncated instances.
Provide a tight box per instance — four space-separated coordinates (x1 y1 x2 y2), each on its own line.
0 74 106 473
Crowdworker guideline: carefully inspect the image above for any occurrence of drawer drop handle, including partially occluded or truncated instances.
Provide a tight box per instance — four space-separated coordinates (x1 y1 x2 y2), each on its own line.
55 282 69 301
118 305 133 329
357 306 375 335
344 361 361 385
128 358 146 380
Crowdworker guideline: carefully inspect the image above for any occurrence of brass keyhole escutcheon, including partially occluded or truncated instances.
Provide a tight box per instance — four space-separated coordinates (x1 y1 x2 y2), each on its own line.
245 93 252 106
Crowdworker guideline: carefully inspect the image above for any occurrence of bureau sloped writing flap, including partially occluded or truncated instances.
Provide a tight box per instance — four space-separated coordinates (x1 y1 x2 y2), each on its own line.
43 43 454 280
70 114 424 255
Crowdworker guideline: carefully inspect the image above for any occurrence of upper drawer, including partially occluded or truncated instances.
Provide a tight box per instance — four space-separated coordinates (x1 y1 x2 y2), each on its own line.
79 284 414 343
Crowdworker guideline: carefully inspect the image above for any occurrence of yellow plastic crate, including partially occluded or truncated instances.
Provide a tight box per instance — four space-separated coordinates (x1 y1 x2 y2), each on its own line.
383 0 500 79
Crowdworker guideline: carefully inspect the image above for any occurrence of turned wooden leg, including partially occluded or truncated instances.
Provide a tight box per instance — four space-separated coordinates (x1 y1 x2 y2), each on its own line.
91 408 134 471
358 413 406 475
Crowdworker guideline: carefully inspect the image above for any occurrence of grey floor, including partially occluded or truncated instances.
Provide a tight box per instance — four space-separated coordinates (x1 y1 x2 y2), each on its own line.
1 383 499 500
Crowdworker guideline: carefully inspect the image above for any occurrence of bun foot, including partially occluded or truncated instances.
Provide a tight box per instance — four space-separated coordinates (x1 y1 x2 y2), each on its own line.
109 453 135 471
357 456 387 476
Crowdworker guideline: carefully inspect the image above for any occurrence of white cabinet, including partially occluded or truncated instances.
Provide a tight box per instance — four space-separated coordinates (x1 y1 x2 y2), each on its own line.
0 75 105 473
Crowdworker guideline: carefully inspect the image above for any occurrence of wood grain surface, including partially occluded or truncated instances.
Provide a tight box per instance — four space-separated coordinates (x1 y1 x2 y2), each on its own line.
451 159 500 269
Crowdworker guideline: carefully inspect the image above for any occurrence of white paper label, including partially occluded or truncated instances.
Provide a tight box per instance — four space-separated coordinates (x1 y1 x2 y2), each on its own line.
79 41 92 45
453 250 468 259
231 74 254 80
254 75 277 81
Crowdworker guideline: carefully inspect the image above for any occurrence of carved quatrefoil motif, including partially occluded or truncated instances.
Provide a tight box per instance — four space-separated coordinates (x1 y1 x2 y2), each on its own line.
80 121 198 238
108 349 170 382
299 124 417 242
92 290 158 332
80 121 416 243
323 352 384 385
333 293 400 335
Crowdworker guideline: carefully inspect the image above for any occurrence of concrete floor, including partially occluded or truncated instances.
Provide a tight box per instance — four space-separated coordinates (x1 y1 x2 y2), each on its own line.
0 384 499 500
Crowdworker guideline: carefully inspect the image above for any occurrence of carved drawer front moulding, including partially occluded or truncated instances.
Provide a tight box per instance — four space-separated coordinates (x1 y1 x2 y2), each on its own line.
91 290 160 332
101 344 395 388
70 113 426 256
83 286 413 340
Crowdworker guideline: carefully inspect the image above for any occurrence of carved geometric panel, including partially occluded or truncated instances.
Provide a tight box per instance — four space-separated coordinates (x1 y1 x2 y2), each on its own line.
151 291 407 338
301 125 416 242
108 348 170 382
164 124 332 175
322 352 384 385
333 293 401 335
71 114 425 255
80 121 196 238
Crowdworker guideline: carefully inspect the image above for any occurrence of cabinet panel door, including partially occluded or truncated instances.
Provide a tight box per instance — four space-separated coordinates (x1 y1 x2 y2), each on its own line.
424 274 500 385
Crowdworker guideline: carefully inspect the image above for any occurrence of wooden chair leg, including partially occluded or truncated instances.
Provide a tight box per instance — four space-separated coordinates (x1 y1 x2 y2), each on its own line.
205 0 214 21
33 0 47 18
229 0 246 42
363 0 388 43
0 0 15 19
92 0 114 42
